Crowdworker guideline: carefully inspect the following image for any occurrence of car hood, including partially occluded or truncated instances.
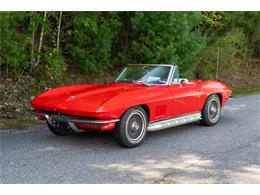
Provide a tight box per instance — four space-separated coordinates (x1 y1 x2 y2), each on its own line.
31 83 146 115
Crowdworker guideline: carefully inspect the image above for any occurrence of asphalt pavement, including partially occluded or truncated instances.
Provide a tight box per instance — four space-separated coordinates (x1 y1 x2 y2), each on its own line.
1 94 260 183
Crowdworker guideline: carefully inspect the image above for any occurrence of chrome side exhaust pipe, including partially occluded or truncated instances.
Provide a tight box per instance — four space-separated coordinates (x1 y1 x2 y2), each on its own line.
147 112 201 131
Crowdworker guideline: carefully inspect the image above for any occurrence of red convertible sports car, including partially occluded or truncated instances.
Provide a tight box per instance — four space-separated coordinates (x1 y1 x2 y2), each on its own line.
31 64 232 147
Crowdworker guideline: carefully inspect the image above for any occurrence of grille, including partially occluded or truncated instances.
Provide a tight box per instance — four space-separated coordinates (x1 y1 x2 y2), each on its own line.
50 114 70 122
40 110 100 124
49 115 100 126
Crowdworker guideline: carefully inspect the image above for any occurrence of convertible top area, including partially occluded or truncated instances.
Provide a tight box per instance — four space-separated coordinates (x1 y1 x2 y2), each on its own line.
116 64 179 85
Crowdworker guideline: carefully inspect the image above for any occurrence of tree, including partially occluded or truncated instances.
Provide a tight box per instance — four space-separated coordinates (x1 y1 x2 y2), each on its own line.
29 11 36 70
198 12 260 80
56 11 62 51
0 12 30 76
35 11 47 67
0 11 259 82
67 12 121 73
115 12 206 77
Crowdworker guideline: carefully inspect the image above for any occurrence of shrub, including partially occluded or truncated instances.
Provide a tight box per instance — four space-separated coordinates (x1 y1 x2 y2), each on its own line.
44 49 67 85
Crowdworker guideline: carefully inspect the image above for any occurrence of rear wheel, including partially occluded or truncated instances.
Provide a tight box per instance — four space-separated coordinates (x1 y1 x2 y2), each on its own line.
201 94 221 126
47 121 74 136
114 106 148 148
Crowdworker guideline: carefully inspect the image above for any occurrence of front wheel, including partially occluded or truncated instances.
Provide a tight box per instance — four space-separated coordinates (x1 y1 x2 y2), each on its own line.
114 106 148 148
201 94 221 126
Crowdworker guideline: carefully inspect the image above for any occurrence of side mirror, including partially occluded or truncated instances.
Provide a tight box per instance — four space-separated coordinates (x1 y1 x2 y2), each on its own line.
180 79 189 86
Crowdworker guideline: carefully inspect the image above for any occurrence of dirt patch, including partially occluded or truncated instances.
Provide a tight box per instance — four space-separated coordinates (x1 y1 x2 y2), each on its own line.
221 63 260 88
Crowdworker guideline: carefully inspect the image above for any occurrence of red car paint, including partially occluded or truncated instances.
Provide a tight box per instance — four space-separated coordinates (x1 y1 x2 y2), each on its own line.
31 79 232 131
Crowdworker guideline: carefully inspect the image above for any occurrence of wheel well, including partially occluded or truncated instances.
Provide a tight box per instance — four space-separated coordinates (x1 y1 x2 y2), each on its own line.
207 93 222 105
139 104 150 122
215 93 222 105
120 104 150 122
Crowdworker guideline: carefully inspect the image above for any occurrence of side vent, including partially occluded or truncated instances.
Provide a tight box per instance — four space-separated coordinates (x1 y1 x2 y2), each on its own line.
155 105 167 117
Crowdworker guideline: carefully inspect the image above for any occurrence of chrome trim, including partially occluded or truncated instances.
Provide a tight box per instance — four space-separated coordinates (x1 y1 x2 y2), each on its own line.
169 66 179 85
115 67 127 82
166 65 175 85
128 64 175 67
68 121 83 132
43 113 119 132
147 112 202 131
45 114 55 127
69 118 120 124
40 112 120 125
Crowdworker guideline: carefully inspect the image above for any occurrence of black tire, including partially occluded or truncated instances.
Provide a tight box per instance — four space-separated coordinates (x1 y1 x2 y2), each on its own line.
114 106 148 148
201 94 221 126
47 121 74 136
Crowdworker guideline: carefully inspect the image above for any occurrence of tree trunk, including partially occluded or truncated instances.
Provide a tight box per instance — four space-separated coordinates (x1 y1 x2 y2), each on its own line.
35 11 47 67
56 11 62 51
30 11 36 72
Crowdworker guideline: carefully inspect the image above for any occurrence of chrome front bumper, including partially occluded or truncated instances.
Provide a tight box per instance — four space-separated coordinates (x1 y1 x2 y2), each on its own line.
36 112 120 132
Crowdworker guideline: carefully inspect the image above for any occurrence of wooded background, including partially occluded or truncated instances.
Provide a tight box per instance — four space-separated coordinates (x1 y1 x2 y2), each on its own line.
0 12 259 124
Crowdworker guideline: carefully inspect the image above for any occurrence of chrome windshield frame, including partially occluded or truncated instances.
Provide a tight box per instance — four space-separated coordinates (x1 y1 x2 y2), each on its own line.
114 64 176 86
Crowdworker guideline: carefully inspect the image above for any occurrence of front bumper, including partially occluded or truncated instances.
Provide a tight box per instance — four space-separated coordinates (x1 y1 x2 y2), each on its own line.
36 111 120 131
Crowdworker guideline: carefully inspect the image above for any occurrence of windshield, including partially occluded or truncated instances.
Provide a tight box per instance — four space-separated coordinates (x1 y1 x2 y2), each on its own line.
115 65 171 85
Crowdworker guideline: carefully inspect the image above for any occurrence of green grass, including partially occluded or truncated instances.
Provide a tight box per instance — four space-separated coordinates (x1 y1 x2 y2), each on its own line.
232 86 260 97
0 114 43 130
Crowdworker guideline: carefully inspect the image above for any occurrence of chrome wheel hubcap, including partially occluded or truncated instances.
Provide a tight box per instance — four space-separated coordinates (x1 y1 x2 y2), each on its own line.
125 110 146 143
208 98 220 122
131 121 140 131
